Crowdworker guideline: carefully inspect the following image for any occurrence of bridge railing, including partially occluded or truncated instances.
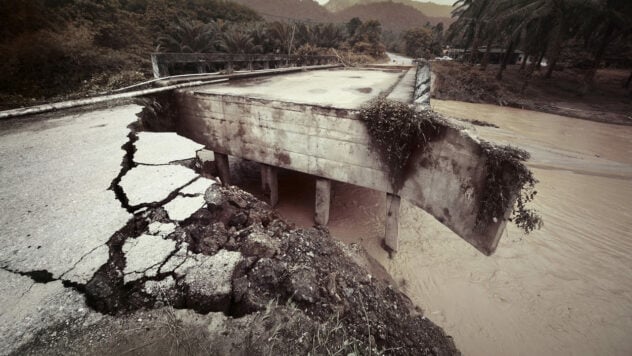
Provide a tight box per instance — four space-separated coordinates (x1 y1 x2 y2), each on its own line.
151 52 340 78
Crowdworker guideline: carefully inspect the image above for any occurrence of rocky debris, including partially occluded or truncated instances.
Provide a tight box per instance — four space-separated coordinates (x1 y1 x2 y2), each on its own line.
133 132 204 165
146 221 176 237
204 183 227 207
122 234 176 283
119 165 198 207
163 195 206 221
13 183 459 355
242 230 280 258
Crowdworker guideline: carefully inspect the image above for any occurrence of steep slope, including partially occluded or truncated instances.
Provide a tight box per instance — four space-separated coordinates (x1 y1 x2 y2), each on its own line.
231 0 332 21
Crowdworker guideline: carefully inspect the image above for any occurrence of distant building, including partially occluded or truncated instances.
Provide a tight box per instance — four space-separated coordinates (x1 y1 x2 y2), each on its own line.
444 47 524 65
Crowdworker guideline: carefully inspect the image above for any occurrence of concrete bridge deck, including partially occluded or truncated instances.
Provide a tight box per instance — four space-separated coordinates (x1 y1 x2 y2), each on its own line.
157 65 514 255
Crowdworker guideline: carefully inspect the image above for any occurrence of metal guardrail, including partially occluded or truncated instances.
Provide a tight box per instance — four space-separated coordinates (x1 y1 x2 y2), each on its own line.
151 52 340 78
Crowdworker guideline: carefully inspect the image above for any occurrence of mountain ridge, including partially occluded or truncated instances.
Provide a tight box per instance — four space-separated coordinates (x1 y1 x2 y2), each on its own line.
325 0 454 18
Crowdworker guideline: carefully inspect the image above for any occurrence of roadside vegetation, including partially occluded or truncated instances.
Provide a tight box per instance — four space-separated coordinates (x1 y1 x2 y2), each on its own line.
447 0 631 91
0 1 388 110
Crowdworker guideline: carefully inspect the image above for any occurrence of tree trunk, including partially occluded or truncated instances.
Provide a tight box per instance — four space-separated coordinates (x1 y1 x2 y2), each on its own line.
520 53 528 70
581 22 615 95
536 49 545 70
469 22 482 64
545 17 565 79
480 38 493 71
496 39 516 81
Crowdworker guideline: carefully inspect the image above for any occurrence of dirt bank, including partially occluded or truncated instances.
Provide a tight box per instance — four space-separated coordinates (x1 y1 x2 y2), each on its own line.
15 183 458 355
431 61 632 126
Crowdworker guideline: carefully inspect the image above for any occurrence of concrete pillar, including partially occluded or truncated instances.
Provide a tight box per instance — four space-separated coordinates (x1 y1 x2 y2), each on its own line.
248 61 253 71
196 63 205 74
385 193 401 252
263 61 270 70
261 164 279 207
151 54 168 78
215 153 230 186
226 61 233 74
197 148 216 178
314 178 332 225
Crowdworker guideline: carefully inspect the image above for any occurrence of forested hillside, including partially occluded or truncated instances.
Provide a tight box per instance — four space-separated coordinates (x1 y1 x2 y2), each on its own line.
0 0 260 104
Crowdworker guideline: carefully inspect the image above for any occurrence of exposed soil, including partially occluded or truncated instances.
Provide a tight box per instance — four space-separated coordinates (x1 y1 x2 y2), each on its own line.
16 184 459 355
431 61 632 126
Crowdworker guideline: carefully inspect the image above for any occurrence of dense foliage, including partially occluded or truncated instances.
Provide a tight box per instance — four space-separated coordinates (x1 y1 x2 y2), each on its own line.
447 0 632 90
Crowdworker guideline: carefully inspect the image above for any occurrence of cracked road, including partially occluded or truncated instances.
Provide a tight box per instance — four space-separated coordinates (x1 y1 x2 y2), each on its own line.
0 104 216 354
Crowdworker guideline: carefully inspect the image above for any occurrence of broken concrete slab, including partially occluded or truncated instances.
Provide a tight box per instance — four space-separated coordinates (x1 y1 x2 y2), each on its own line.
175 250 242 310
0 269 101 355
119 165 199 206
147 221 177 237
180 176 216 196
0 105 137 280
61 244 109 284
122 234 177 283
160 242 190 274
143 276 177 300
164 195 206 221
134 132 204 165
197 148 215 163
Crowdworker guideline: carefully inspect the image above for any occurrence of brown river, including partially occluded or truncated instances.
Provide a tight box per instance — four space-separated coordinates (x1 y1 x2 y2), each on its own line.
232 100 632 355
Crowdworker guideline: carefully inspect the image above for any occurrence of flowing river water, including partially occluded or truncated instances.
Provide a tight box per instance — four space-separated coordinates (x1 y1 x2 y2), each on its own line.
232 100 632 355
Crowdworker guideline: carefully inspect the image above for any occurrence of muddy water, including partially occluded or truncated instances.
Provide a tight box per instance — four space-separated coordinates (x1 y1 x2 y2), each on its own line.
231 100 632 355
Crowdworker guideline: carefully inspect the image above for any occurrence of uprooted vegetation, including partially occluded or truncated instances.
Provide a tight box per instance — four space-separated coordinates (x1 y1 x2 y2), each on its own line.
359 98 541 234
477 143 543 234
359 98 444 191
25 183 458 355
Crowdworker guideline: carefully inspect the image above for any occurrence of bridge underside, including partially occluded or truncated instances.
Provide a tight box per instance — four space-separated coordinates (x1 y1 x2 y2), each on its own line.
147 66 514 255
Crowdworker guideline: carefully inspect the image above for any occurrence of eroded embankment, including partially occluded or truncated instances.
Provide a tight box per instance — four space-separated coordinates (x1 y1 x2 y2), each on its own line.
17 183 458 355
7 112 458 355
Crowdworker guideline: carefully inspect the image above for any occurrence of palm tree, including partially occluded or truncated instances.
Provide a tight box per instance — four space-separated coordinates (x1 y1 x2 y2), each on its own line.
267 21 295 54
448 0 497 64
219 28 261 54
578 0 632 93
157 18 219 53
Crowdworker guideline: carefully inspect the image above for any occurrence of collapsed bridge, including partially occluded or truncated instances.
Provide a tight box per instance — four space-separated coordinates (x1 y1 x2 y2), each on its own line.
143 62 522 255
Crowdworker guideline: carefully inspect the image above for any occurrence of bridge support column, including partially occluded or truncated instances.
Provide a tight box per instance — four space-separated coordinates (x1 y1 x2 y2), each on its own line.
385 193 401 252
314 178 332 225
215 153 230 186
261 164 279 207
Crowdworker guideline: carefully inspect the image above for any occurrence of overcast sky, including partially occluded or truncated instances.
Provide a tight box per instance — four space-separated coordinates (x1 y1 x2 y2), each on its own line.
314 0 455 6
